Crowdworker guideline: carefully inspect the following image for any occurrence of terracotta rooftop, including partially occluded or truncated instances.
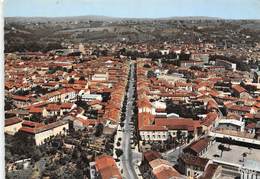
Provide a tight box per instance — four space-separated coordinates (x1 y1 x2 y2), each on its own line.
22 120 44 128
232 84 247 94
201 112 218 127
19 120 68 134
143 151 162 162
46 104 60 111
149 159 172 169
153 165 182 179
155 118 201 131
95 155 122 179
179 153 209 168
12 95 30 101
184 137 210 155
199 164 219 179
5 117 23 127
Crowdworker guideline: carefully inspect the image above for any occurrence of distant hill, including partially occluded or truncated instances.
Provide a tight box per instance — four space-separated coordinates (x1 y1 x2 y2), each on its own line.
5 15 224 23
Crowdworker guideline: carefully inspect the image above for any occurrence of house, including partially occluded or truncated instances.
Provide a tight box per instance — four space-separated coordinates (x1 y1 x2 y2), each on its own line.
201 112 219 133
226 104 257 115
232 85 251 98
4 117 23 135
139 117 201 142
60 103 76 115
149 159 183 179
255 121 260 140
92 73 108 81
59 88 77 102
138 97 153 113
206 100 219 113
94 155 122 179
45 91 61 103
183 137 211 156
215 59 236 71
253 71 260 83
73 117 98 131
143 151 162 165
79 90 103 101
43 104 61 117
19 120 69 145
178 153 209 178
215 118 245 132
12 95 31 108
198 163 222 179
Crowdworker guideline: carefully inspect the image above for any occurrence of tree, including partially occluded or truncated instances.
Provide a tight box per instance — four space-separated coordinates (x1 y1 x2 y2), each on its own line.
187 133 194 143
32 148 42 162
143 64 151 68
223 137 233 149
94 123 104 137
120 122 124 128
176 130 182 142
68 78 75 84
79 76 85 80
147 70 156 78
30 114 41 122
248 147 252 154
117 142 121 147
218 144 225 157
73 169 84 178
115 149 123 158
242 152 247 162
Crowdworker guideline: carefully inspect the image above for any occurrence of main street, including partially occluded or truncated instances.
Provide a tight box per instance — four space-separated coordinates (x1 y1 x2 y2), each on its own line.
121 62 138 179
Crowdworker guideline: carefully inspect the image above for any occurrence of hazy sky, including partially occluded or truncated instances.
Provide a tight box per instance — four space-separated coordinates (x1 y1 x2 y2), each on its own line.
4 0 260 19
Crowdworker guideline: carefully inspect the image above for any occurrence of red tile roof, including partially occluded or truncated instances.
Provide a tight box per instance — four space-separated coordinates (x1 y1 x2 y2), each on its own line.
29 107 42 113
95 155 122 179
153 165 181 179
143 151 162 162
232 84 247 94
19 120 68 134
12 95 30 101
207 100 218 111
5 117 23 127
199 164 219 179
155 118 200 131
201 112 218 127
179 153 209 168
46 104 60 111
22 120 44 128
184 137 210 155
60 103 74 109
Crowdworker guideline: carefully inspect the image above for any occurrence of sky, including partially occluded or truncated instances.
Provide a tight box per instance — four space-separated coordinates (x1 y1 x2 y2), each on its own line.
4 0 260 19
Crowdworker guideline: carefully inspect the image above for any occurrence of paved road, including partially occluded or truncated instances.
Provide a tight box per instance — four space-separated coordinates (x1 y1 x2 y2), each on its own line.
121 62 138 179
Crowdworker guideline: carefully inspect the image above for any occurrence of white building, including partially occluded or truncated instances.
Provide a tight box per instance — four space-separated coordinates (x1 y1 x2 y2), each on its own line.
91 73 108 81
5 117 23 135
79 90 102 101
19 120 69 145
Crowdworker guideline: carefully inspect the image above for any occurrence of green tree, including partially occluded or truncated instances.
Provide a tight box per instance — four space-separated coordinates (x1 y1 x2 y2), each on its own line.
242 152 247 162
68 78 75 84
115 149 123 158
147 70 156 78
177 130 182 142
218 144 225 157
94 123 104 137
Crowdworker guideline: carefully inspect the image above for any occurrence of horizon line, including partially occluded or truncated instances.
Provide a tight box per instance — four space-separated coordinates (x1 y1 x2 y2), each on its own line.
4 14 260 20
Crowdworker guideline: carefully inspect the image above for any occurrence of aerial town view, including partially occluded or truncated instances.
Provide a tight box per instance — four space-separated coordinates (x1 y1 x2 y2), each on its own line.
3 0 260 179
